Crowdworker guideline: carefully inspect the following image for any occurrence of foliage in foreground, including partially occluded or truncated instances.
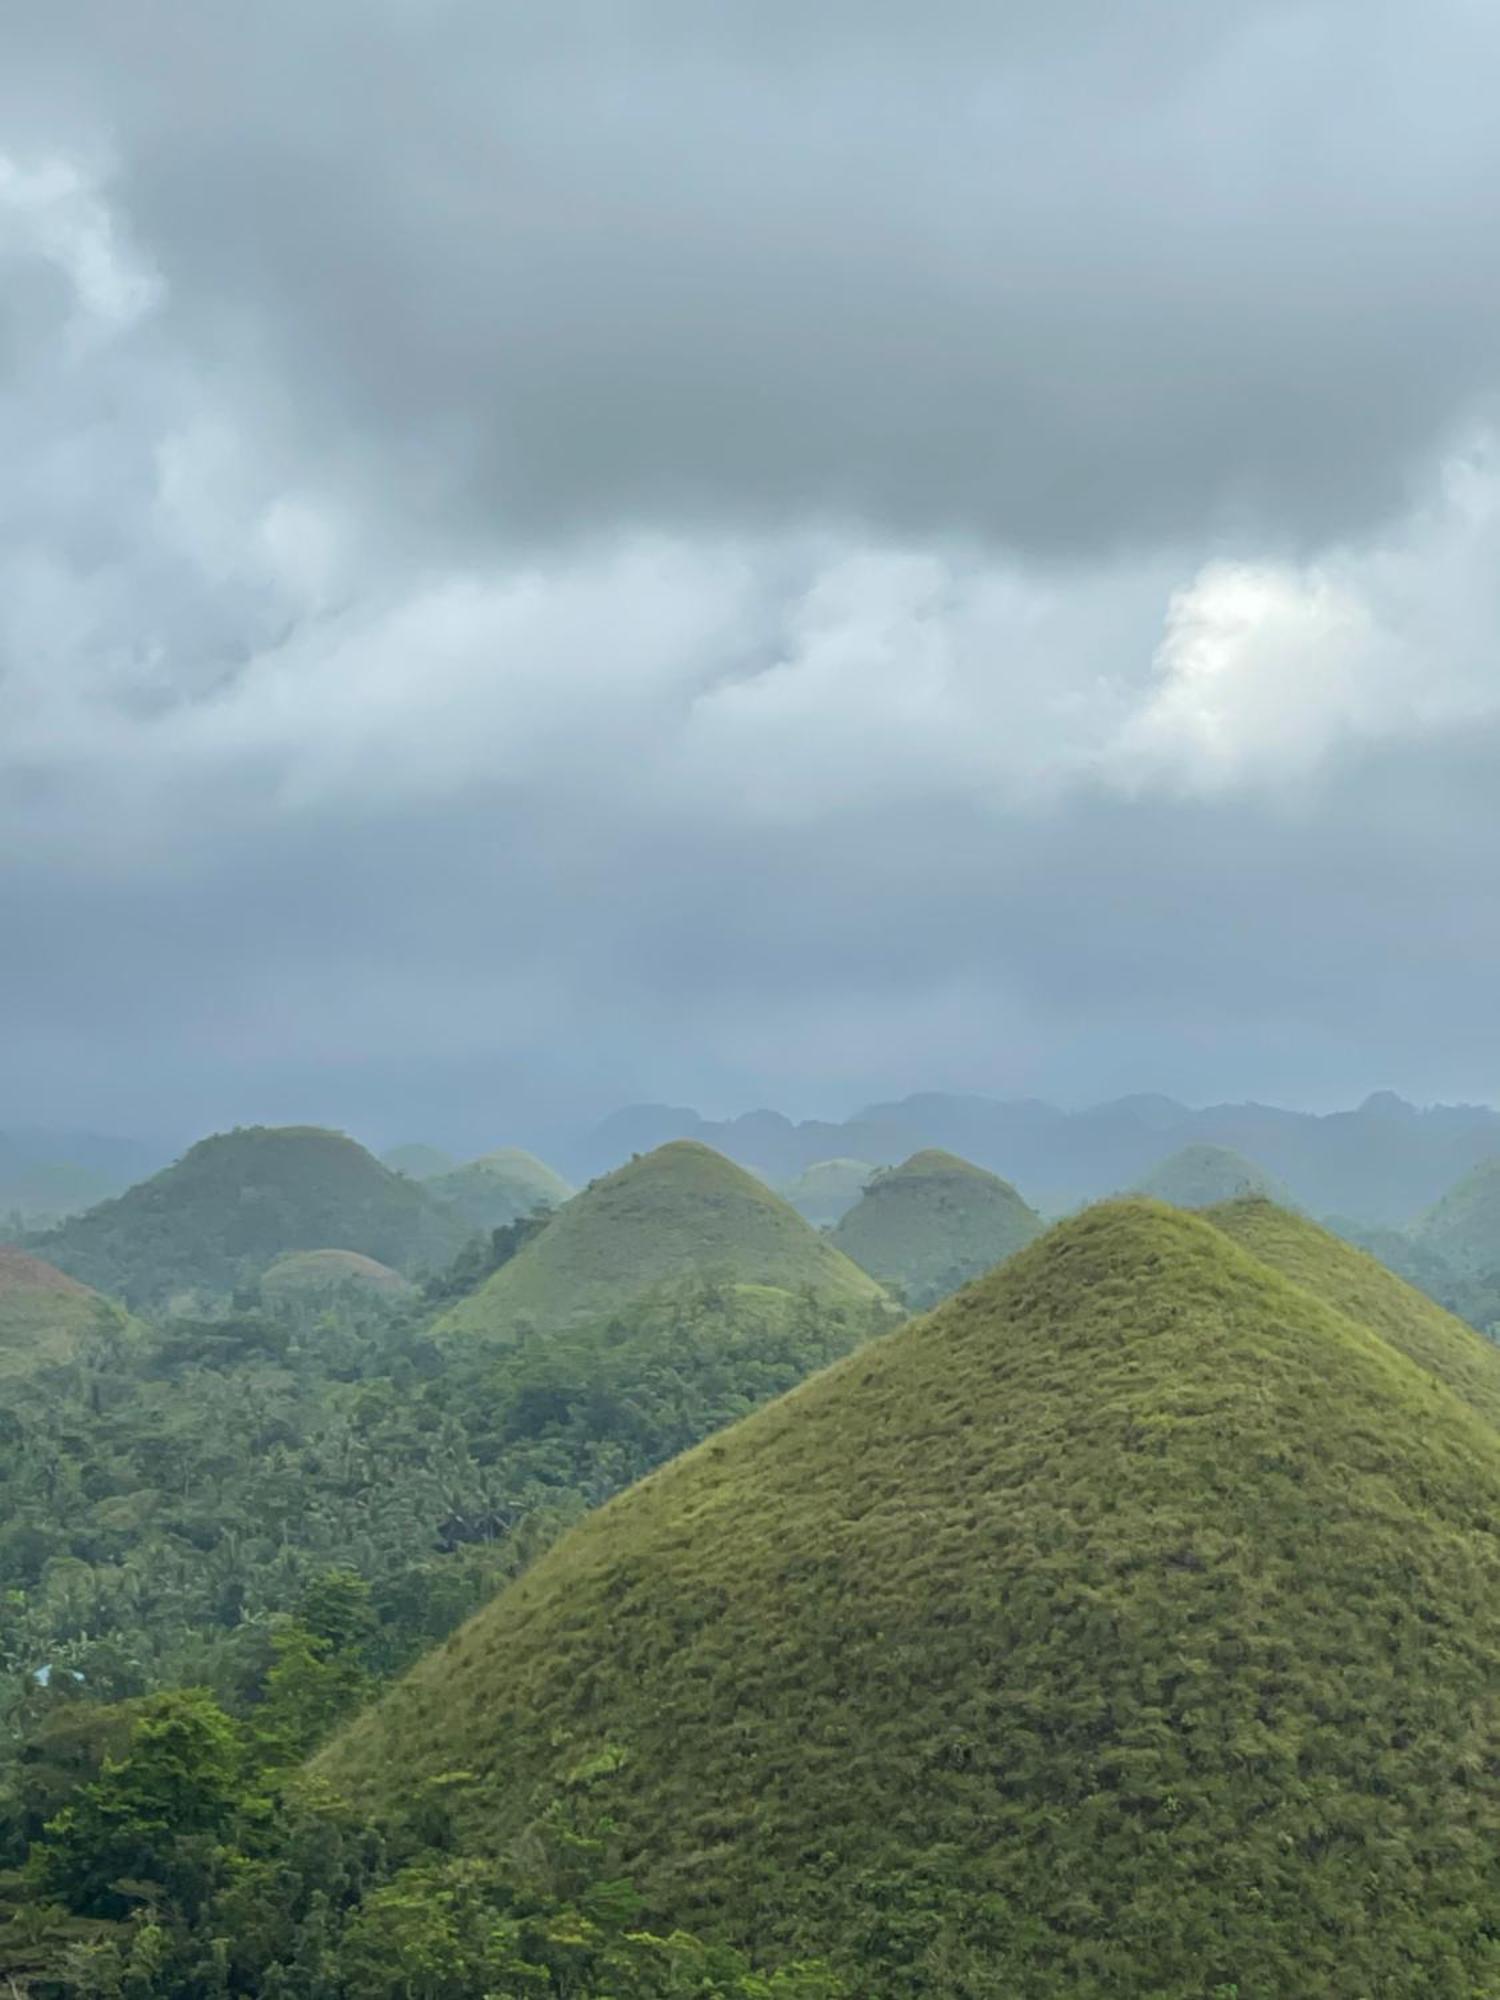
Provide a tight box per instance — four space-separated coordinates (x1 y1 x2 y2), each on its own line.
0 1269 890 1838
0 1667 844 1998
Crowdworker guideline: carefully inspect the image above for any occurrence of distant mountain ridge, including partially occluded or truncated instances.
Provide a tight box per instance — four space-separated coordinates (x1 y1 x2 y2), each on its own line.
570 1090 1500 1222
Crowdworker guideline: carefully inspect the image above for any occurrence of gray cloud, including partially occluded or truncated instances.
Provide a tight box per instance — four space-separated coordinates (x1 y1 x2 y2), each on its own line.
4 2 1500 1149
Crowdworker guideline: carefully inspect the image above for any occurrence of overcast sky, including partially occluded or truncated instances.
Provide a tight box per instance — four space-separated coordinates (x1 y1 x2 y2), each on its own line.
5 0 1500 1150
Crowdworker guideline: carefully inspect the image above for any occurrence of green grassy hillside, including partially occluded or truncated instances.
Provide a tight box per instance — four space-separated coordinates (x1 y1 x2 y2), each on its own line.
258 1247 414 1304
0 1249 133 1375
31 1127 471 1308
323 1200 1500 1997
426 1148 574 1234
431 1141 894 1343
830 1148 1042 1308
1206 1195 1500 1433
1417 1158 1500 1276
779 1159 876 1228
1133 1141 1288 1208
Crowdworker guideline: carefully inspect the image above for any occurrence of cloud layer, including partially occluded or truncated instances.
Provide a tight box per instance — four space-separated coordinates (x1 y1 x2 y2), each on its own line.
4 3 1500 1145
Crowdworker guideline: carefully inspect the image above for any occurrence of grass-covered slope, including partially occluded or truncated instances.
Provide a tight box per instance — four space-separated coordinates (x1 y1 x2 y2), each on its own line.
323 1199 1500 1996
779 1159 876 1228
1206 1195 1500 1433
1417 1158 1500 1276
0 1249 132 1375
829 1148 1042 1308
426 1148 574 1234
31 1127 471 1308
1133 1141 1288 1208
258 1247 414 1304
432 1141 893 1343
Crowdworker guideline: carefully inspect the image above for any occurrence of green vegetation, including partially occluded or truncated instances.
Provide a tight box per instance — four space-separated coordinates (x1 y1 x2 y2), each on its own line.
1417 1157 1500 1276
258 1248 414 1304
0 1251 137 1378
432 1142 894 1345
324 1200 1500 1997
0 1260 889 1837
778 1160 875 1228
29 1128 472 1309
3 1603 844 1996
1206 1195 1500 1431
1133 1141 1288 1208
829 1148 1042 1308
426 1148 574 1233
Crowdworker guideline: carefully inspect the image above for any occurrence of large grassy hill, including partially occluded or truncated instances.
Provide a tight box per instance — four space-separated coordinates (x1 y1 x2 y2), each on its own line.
1133 1141 1288 1208
426 1148 574 1234
830 1148 1042 1308
30 1127 471 1308
0 1249 135 1375
323 1199 1500 1997
431 1140 893 1343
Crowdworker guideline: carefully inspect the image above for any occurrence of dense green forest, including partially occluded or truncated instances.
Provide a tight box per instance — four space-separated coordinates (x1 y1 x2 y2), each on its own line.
0 1159 896 1995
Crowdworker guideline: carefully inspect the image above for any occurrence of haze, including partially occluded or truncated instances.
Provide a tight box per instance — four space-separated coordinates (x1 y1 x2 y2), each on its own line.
5 1 1500 1149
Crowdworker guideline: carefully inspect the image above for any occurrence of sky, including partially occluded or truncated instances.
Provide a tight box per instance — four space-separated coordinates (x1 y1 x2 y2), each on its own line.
5 0 1500 1151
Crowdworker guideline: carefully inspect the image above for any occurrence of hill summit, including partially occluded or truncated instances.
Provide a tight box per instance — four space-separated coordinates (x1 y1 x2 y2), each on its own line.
32 1126 471 1308
426 1148 574 1234
325 1199 1500 1996
830 1147 1043 1307
0 1247 133 1375
431 1140 893 1342
1133 1140 1288 1208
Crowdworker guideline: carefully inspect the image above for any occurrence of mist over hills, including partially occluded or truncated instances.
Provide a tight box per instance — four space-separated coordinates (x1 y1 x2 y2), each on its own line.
570 1088 1500 1221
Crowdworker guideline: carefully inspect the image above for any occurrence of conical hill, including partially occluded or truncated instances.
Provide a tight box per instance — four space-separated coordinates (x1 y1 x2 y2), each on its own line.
321 1199 1500 1995
426 1148 574 1234
430 1140 893 1342
32 1126 471 1308
830 1147 1043 1308
258 1247 414 1305
1206 1194 1500 1433
0 1247 136 1374
1134 1141 1288 1208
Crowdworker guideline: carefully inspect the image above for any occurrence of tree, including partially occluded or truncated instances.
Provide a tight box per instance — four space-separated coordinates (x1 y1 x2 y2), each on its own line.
33 1689 244 1918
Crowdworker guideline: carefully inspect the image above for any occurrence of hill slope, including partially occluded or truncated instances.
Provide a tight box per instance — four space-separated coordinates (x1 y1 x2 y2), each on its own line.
426 1148 574 1234
1206 1195 1500 1433
31 1127 471 1308
431 1141 893 1342
830 1148 1043 1307
1133 1141 1288 1208
1416 1158 1500 1276
0 1248 133 1374
323 1200 1500 1995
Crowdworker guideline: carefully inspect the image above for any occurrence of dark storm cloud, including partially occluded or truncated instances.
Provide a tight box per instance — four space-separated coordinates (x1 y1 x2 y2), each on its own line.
7 1 1500 554
5 1 1500 1145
